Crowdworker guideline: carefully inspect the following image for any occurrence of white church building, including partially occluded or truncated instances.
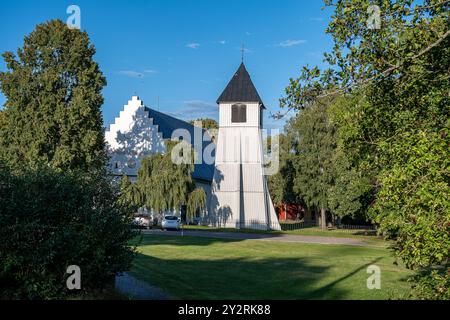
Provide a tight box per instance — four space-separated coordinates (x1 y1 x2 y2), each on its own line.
105 63 280 230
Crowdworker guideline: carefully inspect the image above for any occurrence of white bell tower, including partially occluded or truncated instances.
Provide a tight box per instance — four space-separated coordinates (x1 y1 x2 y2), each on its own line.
209 63 281 230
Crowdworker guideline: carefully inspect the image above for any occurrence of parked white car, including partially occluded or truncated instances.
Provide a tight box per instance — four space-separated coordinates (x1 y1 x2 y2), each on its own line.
162 215 181 230
133 215 151 229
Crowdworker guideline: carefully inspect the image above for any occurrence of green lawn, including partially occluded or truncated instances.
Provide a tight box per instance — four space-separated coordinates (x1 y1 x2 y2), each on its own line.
181 225 387 247
130 234 414 300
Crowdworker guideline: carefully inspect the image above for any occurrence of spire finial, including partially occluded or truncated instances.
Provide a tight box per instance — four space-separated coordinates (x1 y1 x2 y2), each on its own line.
241 44 245 63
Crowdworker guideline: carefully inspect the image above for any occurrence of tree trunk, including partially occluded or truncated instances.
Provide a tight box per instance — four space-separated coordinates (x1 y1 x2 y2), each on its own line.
304 207 312 222
320 206 326 230
331 214 336 228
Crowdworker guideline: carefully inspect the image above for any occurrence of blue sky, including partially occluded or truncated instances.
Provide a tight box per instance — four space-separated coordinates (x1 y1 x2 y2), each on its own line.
0 0 334 131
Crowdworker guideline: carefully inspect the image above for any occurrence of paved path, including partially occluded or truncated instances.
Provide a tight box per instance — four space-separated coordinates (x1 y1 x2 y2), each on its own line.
142 229 366 246
115 272 173 300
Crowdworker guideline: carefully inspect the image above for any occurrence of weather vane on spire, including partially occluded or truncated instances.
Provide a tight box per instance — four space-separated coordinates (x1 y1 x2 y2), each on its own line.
241 44 245 63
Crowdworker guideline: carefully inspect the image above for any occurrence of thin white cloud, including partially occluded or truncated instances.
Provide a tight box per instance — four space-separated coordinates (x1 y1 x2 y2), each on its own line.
186 43 200 49
245 31 252 36
276 39 307 47
118 69 158 78
168 100 218 120
183 100 217 113
237 47 253 54
118 70 144 78
309 17 324 21
218 40 226 45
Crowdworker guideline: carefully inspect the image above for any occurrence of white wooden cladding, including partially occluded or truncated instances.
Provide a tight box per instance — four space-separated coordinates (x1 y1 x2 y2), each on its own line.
214 128 263 164
209 101 281 231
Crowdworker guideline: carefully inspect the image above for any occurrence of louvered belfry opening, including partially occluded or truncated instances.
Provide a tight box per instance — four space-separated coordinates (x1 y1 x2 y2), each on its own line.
231 103 247 123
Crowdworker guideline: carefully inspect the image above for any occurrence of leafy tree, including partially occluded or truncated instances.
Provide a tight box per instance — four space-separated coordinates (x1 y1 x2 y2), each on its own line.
189 118 218 130
277 97 372 225
289 102 337 229
0 165 136 299
189 118 219 142
280 0 449 298
0 110 5 126
327 146 372 221
267 133 303 215
0 20 107 173
136 141 196 216
118 175 141 213
0 20 136 300
327 94 373 222
187 188 207 221
374 128 450 299
129 140 209 222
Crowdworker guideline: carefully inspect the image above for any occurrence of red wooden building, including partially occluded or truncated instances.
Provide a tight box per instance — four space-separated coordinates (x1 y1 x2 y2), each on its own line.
276 204 306 221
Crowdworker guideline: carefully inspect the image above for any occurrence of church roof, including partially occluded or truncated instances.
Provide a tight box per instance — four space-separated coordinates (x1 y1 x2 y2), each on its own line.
145 107 215 183
217 63 265 108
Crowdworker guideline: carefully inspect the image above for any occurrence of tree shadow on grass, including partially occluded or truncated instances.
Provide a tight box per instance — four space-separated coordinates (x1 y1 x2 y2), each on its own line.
307 256 383 299
131 253 334 300
129 236 384 300
134 233 245 247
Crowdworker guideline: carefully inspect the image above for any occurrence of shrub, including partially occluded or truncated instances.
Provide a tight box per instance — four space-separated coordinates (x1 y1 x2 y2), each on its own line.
0 166 136 299
410 269 450 300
